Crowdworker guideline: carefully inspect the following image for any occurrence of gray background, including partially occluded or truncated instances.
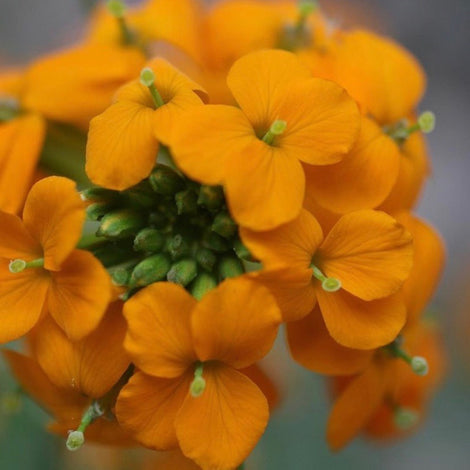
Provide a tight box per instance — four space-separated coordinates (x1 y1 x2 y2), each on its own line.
0 0 469 468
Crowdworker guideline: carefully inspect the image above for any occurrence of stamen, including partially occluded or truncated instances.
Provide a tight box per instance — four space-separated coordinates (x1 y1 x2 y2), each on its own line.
190 362 206 398
9 258 44 273
262 120 287 145
140 68 165 108
310 264 342 292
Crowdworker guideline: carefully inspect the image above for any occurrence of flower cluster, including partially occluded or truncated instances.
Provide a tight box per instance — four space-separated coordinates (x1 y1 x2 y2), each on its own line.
0 1 445 469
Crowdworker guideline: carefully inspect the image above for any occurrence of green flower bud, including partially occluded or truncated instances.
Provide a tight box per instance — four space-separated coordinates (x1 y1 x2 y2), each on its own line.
197 185 225 211
166 234 191 260
195 247 218 272
80 187 119 204
175 189 198 215
233 239 254 261
97 209 146 239
129 253 172 288
92 240 134 267
202 231 230 253
125 180 157 208
218 256 244 280
190 272 218 300
134 228 166 252
150 164 186 196
110 266 132 286
211 211 237 239
148 211 170 229
167 258 198 286
86 202 115 221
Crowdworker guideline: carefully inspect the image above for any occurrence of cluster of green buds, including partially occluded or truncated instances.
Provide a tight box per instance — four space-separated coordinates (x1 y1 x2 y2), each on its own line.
81 155 254 301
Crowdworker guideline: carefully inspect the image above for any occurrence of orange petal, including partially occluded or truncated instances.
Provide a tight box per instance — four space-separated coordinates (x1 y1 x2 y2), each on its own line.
0 212 41 259
303 116 401 213
0 260 49 343
248 267 316 322
270 78 360 166
396 213 445 323
240 364 281 412
287 306 374 375
317 210 413 300
0 114 46 214
327 361 386 450
23 44 145 128
240 208 323 270
170 104 254 185
227 49 311 128
192 277 281 368
225 140 305 230
379 131 430 213
317 289 406 350
47 250 111 341
22 176 85 271
116 370 192 450
124 282 197 378
30 302 129 398
2 350 86 422
325 30 426 125
86 98 159 191
175 364 269 470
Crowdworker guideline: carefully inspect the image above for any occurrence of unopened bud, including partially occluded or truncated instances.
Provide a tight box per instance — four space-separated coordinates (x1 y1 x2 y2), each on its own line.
110 266 131 286
66 431 84 451
134 228 166 252
175 189 198 215
97 209 146 239
167 259 198 286
411 356 429 376
129 253 172 287
80 187 119 203
166 234 191 260
202 231 230 253
86 202 115 221
198 185 225 211
150 164 185 196
218 256 244 280
190 272 218 300
233 239 254 261
195 247 218 272
212 211 237 239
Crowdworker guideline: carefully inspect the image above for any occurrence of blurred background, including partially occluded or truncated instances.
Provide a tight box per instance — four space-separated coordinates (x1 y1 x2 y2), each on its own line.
0 0 469 468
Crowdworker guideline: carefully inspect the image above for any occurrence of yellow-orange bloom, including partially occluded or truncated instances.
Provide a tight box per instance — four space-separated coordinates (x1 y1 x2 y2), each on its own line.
0 177 111 342
116 278 281 470
242 208 413 348
2 302 133 446
171 49 360 230
86 58 207 190
327 320 446 450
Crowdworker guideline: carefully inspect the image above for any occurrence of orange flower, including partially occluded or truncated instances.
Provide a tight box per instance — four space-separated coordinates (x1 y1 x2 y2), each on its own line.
0 70 46 214
396 213 445 324
116 278 281 470
0 176 111 342
2 302 133 447
87 0 204 63
326 320 446 449
306 29 426 126
303 115 402 213
241 208 413 348
171 49 360 230
86 58 207 190
22 44 145 129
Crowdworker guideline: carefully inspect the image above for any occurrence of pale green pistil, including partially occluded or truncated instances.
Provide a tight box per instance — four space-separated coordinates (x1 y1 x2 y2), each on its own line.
262 120 287 146
9 258 44 273
140 67 165 108
311 264 342 292
190 362 206 398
